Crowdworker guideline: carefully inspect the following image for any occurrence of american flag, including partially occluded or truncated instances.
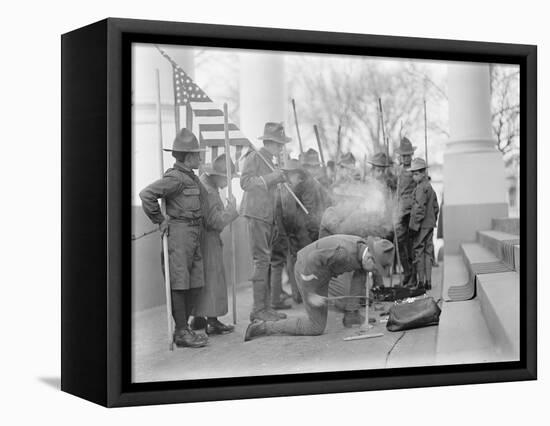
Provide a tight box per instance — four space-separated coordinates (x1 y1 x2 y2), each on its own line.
171 62 250 164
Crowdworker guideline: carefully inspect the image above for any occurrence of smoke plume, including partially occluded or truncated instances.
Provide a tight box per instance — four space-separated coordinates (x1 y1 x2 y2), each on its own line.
323 177 396 239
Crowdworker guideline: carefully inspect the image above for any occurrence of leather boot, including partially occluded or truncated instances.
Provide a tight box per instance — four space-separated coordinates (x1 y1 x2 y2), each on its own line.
287 255 302 303
249 309 281 322
250 309 286 321
206 318 234 335
424 254 433 290
189 316 207 330
244 321 268 342
173 328 208 348
343 311 365 328
270 263 284 306
250 278 267 320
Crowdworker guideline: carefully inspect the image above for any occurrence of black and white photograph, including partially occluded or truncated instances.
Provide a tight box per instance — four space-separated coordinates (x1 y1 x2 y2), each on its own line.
131 42 521 383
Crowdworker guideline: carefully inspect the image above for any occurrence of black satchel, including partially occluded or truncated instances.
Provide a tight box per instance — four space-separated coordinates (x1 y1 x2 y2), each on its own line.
372 285 426 302
386 297 441 332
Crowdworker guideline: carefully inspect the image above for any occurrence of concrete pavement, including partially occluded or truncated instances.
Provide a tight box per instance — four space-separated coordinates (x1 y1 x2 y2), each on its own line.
132 266 442 383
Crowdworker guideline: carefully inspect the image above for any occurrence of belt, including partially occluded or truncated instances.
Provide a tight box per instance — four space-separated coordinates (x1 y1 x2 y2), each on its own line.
170 217 203 226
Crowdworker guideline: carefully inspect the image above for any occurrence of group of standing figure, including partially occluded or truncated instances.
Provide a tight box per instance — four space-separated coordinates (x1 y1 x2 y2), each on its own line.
139 121 439 348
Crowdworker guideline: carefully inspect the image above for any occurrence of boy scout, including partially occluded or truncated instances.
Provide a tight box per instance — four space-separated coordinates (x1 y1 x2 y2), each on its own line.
394 137 418 287
240 122 290 321
368 151 397 194
244 234 394 340
270 159 311 309
191 154 239 335
139 128 208 348
409 158 439 290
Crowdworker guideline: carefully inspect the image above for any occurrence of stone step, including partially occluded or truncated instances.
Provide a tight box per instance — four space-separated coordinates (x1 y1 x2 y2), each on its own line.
460 243 513 286
435 299 498 365
442 254 473 301
477 230 520 270
492 217 520 236
477 272 520 360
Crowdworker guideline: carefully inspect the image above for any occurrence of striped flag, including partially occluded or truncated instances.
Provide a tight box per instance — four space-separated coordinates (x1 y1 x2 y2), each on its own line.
171 62 250 164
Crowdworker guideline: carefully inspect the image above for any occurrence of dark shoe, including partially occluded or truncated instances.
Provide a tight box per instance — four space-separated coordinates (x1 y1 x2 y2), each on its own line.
425 281 432 290
250 309 281 322
189 316 207 330
206 318 234 335
271 300 292 310
244 321 268 342
343 311 365 328
173 328 208 348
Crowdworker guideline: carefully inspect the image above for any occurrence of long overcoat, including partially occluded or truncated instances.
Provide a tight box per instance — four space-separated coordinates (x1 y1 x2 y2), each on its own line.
193 174 239 317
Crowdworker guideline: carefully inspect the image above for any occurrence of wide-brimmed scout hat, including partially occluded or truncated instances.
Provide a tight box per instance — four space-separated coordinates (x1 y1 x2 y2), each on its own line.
364 236 395 275
395 137 417 155
368 152 391 168
164 128 205 152
337 152 356 169
409 157 429 172
281 158 306 177
300 148 321 167
257 122 292 144
203 153 239 178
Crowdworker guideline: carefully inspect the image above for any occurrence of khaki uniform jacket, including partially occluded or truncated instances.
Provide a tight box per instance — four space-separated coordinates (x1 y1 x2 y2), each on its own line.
139 162 207 290
298 234 366 283
139 162 206 224
239 147 280 224
409 176 439 231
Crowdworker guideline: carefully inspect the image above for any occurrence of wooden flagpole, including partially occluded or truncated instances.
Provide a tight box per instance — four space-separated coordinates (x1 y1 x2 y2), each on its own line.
223 103 238 325
156 69 174 351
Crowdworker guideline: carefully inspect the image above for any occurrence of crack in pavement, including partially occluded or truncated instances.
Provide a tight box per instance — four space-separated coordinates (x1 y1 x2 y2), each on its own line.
384 331 406 366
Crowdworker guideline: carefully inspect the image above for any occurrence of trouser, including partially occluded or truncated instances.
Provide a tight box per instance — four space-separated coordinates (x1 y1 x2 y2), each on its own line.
412 227 434 284
171 289 200 330
265 257 365 336
270 231 288 304
396 213 415 281
247 218 276 313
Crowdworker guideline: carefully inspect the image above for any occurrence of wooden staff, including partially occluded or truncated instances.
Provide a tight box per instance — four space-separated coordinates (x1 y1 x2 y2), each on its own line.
155 69 174 351
223 103 238 325
291 99 304 156
248 144 309 215
378 98 389 158
313 125 326 167
393 174 404 286
336 123 342 162
424 99 429 175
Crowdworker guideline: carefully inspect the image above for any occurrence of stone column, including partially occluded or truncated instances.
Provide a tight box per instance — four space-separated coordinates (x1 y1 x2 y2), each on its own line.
443 63 507 254
239 52 286 142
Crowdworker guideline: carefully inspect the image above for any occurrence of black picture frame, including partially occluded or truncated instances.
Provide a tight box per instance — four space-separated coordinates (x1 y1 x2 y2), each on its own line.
61 17 537 407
